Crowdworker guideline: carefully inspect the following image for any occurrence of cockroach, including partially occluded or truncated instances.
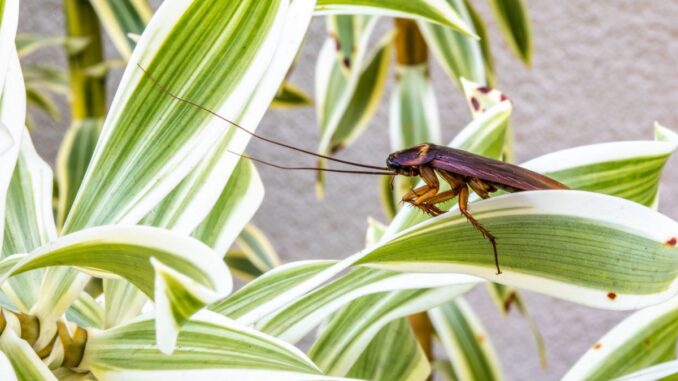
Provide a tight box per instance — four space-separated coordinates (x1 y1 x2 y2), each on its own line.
138 64 569 275
386 144 569 274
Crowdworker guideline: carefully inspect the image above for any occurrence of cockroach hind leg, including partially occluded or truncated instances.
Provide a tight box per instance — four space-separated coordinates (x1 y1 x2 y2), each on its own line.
459 207 501 274
490 236 501 275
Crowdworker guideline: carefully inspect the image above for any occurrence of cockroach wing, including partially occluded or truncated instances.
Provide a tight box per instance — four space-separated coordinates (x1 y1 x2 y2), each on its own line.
429 145 568 191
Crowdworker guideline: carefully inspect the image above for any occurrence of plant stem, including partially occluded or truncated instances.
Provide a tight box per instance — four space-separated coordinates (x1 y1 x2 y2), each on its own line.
0 308 87 367
57 0 107 228
64 0 106 119
394 18 427 66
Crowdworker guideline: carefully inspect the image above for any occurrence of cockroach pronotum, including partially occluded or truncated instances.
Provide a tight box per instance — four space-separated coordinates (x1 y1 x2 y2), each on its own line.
138 64 569 275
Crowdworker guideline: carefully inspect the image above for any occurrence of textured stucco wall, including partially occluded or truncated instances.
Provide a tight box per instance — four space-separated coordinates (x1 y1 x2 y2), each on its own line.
19 1 678 380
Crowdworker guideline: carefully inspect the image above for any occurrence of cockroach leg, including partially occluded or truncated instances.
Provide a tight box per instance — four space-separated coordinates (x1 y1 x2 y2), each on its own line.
425 189 461 206
468 177 496 199
459 185 501 275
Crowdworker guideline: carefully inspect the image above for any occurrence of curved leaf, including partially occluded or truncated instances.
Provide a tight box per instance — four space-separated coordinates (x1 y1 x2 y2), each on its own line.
309 286 469 376
65 292 104 329
389 65 441 150
0 0 19 92
429 298 502 381
271 81 313 108
563 296 678 380
315 0 476 36
487 0 532 66
612 360 678 381
257 268 480 343
358 191 678 310
90 0 152 60
0 311 56 380
2 131 55 311
192 159 264 255
81 311 342 380
347 318 430 381
64 0 289 231
0 49 26 257
5 225 231 347
417 0 486 86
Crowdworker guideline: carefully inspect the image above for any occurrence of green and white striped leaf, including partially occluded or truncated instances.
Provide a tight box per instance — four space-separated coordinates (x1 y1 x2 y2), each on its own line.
65 292 104 329
224 250 265 281
429 298 502 381
103 277 146 328
22 66 68 95
314 15 379 196
328 31 393 152
4 225 231 350
389 65 441 150
612 360 678 381
2 130 56 312
315 0 476 36
460 78 507 119
271 81 313 108
655 122 678 143
63 0 291 231
81 311 343 381
358 190 678 310
52 0 314 336
460 79 513 159
256 268 480 343
0 352 17 381
463 0 495 86
522 139 677 208
418 0 486 86
211 260 340 323
0 0 19 93
192 159 264 255
309 286 470 376
232 224 281 274
484 283 547 367
346 318 430 381
89 0 152 60
564 296 678 380
151 258 221 354
487 0 532 66
0 311 56 381
365 217 387 247
15 34 89 57
56 119 101 229
0 49 26 256
140 0 312 235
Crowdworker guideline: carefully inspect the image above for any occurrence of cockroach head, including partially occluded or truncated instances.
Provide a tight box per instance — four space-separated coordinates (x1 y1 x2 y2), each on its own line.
386 144 434 176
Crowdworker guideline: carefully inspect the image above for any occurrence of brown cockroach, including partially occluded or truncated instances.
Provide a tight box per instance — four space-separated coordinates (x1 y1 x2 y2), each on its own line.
138 64 568 275
386 143 569 274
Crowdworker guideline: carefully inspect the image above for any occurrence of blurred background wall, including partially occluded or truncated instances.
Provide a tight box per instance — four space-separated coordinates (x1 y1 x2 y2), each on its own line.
19 1 678 380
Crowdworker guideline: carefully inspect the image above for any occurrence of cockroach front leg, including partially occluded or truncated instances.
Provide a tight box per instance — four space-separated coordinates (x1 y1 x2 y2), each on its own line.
458 185 501 275
402 166 443 216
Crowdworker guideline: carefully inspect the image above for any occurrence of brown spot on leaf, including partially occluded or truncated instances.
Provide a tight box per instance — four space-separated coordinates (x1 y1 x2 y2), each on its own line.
644 339 652 348
476 334 485 344
666 237 677 246
342 57 350 69
593 343 602 350
331 33 340 51
477 86 492 94
500 94 509 102
471 97 480 111
607 292 617 300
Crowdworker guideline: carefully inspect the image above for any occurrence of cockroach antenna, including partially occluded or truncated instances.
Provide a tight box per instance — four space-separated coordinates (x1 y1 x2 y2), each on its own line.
137 63 390 171
228 150 394 176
